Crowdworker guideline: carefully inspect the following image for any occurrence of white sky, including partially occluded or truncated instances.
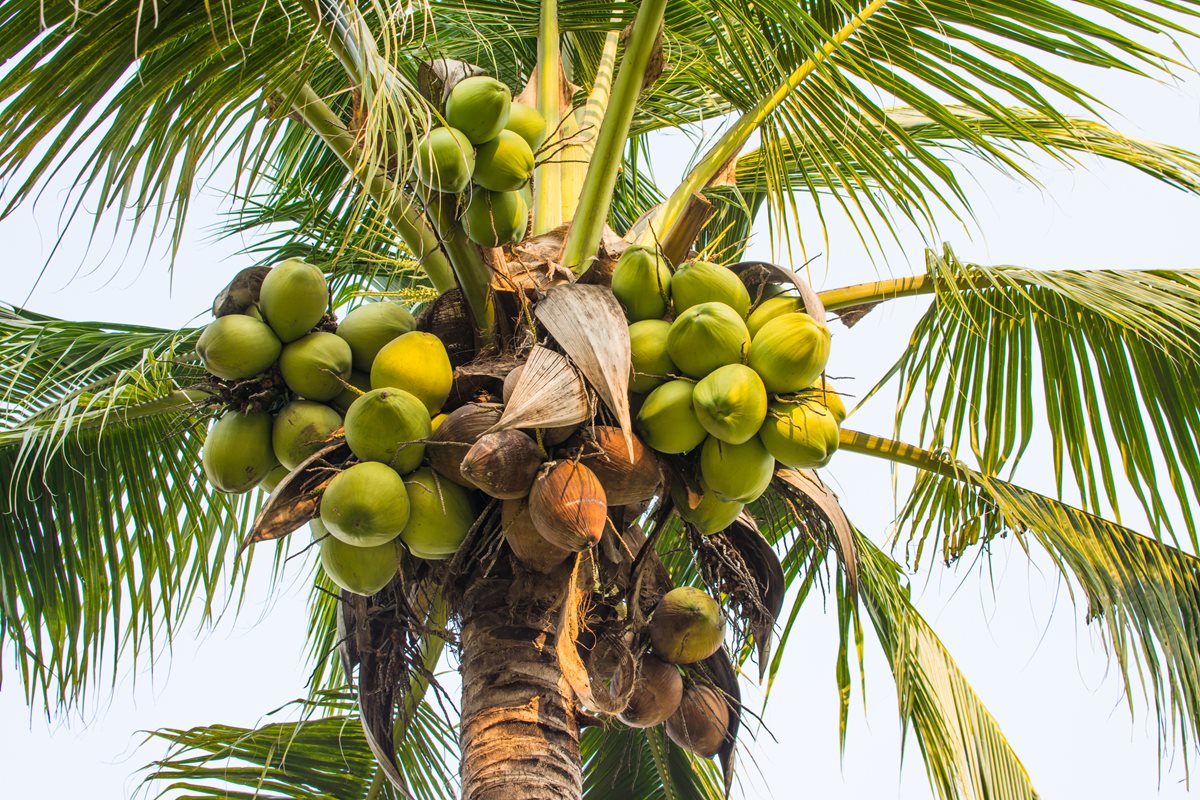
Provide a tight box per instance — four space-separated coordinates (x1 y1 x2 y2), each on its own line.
4 33 1200 800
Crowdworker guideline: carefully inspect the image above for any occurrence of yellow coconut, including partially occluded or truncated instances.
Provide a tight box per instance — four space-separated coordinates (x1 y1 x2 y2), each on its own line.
343 387 431 475
272 400 343 470
461 189 528 247
611 246 671 322
415 126 476 193
758 400 840 468
810 379 847 422
370 331 453 415
746 295 805 338
692 364 767 445
336 302 416 371
748 312 831 393
629 319 676 394
399 467 477 560
636 379 708 455
196 314 281 381
259 258 329 343
699 436 775 503
504 101 547 150
332 370 372 413
279 331 353 401
314 519 398 596
202 410 277 493
670 260 750 318
473 130 535 192
320 461 410 547
649 587 725 664
446 76 512 144
671 482 743 535
666 302 750 378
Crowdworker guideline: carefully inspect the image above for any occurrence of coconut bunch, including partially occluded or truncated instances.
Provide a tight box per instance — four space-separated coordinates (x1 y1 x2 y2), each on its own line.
414 76 545 248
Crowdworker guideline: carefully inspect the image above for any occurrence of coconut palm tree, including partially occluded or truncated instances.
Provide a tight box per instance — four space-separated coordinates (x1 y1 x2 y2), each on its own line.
4 1 1200 798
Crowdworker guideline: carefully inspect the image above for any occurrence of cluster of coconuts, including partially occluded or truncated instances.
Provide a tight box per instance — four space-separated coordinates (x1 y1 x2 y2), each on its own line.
415 76 546 247
613 247 846 533
195 258 475 596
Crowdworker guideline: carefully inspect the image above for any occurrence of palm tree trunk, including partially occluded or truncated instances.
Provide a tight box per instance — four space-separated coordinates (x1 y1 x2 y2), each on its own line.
459 572 582 800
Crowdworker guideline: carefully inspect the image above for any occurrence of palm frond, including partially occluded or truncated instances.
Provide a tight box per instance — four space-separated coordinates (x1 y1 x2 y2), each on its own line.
582 725 723 800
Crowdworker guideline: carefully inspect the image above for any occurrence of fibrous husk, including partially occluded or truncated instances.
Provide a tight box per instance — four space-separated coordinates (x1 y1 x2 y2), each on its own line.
528 461 608 551
196 314 281 381
426 402 504 486
692 363 767 445
370 331 454 414
279 332 353 401
501 499 572 573
490 346 590 434
666 302 750 378
259 258 329 343
649 586 725 664
344 388 431 475
747 312 831 393
416 289 477 368
460 429 543 499
336 302 416 371
320 461 410 547
699 436 775 503
666 684 731 759
399 468 476 560
576 426 662 506
635 379 707 455
272 400 343 470
618 655 683 728
203 410 277 493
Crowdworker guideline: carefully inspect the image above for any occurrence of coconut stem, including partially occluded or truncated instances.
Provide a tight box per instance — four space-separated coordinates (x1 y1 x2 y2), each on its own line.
837 428 958 478
426 195 496 339
818 274 932 311
533 0 563 233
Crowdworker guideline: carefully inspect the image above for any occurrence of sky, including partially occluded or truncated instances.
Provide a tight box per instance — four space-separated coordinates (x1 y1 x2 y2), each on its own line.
4 30 1200 800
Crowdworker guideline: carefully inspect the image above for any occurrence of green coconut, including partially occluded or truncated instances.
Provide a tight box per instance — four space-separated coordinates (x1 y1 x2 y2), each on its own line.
746 295 805 338
504 101 547 150
399 467 477 559
279 332 353 401
272 400 343 470
699 436 775 503
332 370 372 413
461 189 528 247
370 331 453 414
445 76 512 144
636 379 708 454
666 302 750 378
473 130 535 192
670 260 751 318
758 399 841 468
748 312 832 393
692 364 767 445
314 519 398 596
202 410 276 493
671 481 743 535
415 127 476 193
629 319 676 394
812 379 847 422
259 258 329 343
320 461 410 547
344 388 431 475
649 587 725 664
195 314 281 381
611 246 671 322
260 464 289 494
337 302 416 371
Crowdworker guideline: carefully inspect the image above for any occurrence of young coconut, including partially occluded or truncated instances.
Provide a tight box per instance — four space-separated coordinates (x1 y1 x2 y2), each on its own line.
611 246 671 322
748 312 832 393
501 499 572 573
758 399 841 468
528 461 608 552
461 189 528 247
636 379 708 455
445 76 512 144
426 403 504 486
260 464 289 494
272 400 343 470
810 379 848 422
746 295 805 338
414 127 476 193
665 684 730 758
699 436 775 503
503 101 547 150
459 429 542 499
579 426 662 505
666 302 750 378
344 388 431 475
332 370 372 413
202 410 277 493
629 319 676 394
649 586 725 664
320 461 410 547
280 332 353 401
618 655 684 729
370 331 453 414
399 468 476 559
313 519 398 596
692 364 767 445
196 314 281 381
671 481 743 535
472 130 535 192
259 258 329 342
336 302 416 371
670 260 751 318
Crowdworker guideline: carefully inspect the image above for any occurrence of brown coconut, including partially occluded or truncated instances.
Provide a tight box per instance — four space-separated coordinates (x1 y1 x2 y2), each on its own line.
579 426 662 505
528 461 608 551
426 402 504 486
618 655 684 729
460 429 543 499
503 363 578 446
501 499 572 573
665 684 730 758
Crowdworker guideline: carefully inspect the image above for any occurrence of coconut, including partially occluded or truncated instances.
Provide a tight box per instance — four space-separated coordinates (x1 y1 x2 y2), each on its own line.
260 464 289 494
426 403 504 486
502 499 572 573
332 370 372 413
629 319 675 394
279 332 353 401
461 189 528 247
528 461 608 551
272 400 343 470
636 379 708 455
580 427 662 505
746 295 805 338
758 399 841 468
344 388 431 475
202 410 276 493
699 436 775 503
431 413 447 430
320 461 410 547
671 481 743 535
611 246 671 322
336 302 416 371
649 586 725 664
399 467 476 559
665 684 730 758
314 519 398 596
259 258 329 342
811 379 847 422
692 364 767 445
504 101 547 150
370 331 453 414
666 302 750 378
415 127 476 193
748 312 831 393
670 260 751 318
445 76 512 144
460 429 542 499
195 314 281 381
473 130 535 192
618 655 684 729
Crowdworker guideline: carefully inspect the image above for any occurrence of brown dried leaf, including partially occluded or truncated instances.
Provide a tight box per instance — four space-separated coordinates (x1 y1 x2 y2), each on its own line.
556 552 635 714
244 439 349 547
728 260 827 324
212 265 271 317
488 346 590 433
774 468 857 594
725 514 785 679
417 58 487 108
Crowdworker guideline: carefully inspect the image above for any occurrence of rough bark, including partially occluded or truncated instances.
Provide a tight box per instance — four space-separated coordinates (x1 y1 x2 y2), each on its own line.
459 571 582 800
